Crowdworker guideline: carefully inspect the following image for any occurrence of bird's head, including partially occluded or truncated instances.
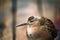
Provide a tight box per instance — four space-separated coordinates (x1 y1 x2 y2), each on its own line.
27 16 57 40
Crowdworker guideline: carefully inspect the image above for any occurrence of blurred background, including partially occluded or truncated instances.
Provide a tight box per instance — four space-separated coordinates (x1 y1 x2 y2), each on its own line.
0 0 60 40
16 0 60 40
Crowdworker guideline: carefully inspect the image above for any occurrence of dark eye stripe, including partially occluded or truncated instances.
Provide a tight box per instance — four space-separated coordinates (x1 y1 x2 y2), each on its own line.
28 16 34 21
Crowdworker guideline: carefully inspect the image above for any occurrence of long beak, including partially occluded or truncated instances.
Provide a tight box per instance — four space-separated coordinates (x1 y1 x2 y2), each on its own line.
16 23 28 27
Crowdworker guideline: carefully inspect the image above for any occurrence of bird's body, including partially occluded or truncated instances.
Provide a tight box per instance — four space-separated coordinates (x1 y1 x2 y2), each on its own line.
26 16 57 40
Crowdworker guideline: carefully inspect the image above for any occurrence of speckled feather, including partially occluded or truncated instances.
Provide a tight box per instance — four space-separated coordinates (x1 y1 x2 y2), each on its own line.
26 16 57 40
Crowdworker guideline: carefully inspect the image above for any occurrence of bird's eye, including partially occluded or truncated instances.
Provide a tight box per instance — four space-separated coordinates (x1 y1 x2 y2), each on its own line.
30 21 34 22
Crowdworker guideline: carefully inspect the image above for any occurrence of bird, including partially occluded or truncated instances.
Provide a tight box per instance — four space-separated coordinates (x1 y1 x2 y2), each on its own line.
26 16 57 40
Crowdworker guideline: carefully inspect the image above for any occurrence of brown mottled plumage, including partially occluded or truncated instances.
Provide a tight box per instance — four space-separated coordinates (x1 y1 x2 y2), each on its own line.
26 16 57 40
